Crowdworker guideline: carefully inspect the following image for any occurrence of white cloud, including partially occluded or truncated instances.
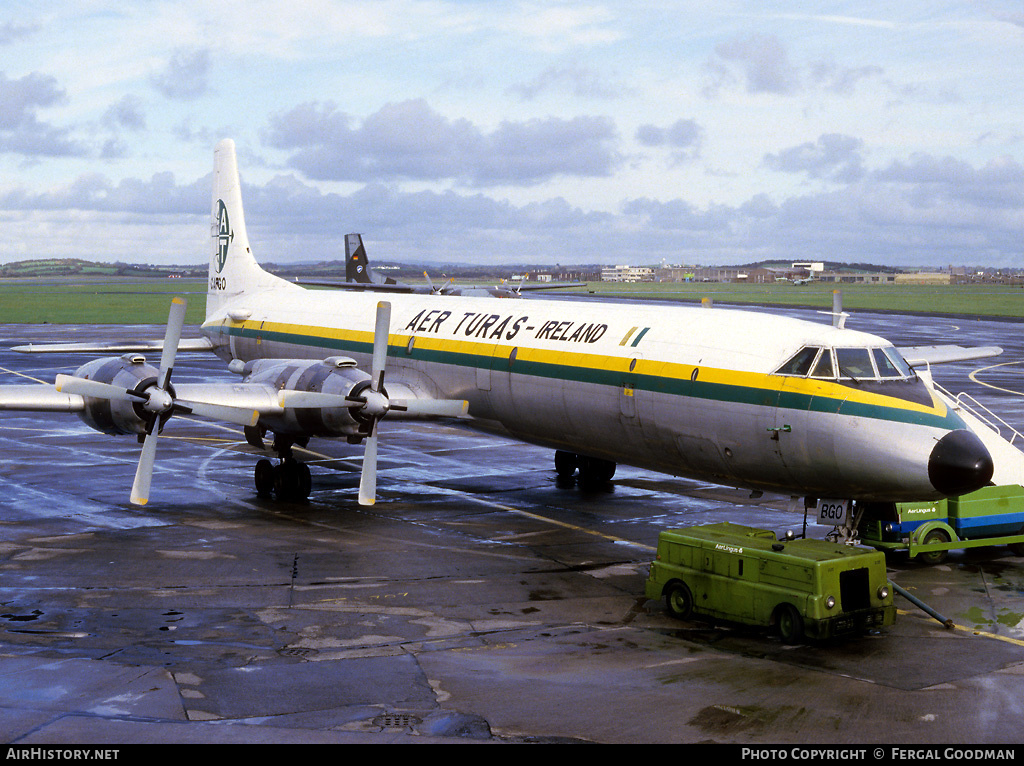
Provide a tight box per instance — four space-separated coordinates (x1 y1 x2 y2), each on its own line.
0 1 1021 269
266 99 622 186
150 48 212 101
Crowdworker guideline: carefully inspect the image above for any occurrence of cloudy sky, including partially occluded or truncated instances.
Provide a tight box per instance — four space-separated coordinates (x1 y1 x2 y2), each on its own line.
1 1 1022 269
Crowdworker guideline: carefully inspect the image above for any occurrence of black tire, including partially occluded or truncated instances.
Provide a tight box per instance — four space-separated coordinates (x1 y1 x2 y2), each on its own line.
579 456 616 488
665 581 694 620
273 460 312 501
918 529 950 565
1009 542 1024 556
254 459 274 497
554 451 578 478
776 603 804 644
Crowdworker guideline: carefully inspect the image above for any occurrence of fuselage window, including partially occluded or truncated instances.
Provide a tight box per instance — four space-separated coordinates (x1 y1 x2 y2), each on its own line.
777 346 820 376
836 347 875 380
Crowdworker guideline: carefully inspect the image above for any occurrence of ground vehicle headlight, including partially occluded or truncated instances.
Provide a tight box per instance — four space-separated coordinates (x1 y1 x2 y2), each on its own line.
825 595 836 609
877 585 890 600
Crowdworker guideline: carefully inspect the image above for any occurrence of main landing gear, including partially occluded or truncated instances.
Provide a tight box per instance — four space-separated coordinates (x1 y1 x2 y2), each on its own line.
253 434 312 501
555 450 616 489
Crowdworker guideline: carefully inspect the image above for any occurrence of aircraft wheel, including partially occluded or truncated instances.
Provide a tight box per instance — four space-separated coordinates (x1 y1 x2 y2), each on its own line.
578 456 616 488
254 459 274 497
918 529 950 565
554 451 578 478
272 460 312 501
776 603 804 644
665 581 693 620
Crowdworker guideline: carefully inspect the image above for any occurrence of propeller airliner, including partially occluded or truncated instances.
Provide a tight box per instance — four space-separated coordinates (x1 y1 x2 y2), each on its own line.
1 139 1014 539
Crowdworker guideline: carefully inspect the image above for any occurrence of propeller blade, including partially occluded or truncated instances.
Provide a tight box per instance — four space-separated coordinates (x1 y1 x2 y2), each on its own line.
358 431 378 506
370 301 390 390
389 398 469 418
55 374 145 403
130 430 159 505
175 399 259 427
126 296 185 506
157 296 187 389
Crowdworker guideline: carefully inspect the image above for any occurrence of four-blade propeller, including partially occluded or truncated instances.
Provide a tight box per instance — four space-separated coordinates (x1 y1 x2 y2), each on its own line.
55 297 258 505
277 301 467 505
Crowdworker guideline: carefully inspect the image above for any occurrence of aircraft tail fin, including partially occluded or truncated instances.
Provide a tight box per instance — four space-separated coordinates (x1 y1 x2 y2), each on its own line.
345 234 372 283
345 233 398 286
207 139 295 318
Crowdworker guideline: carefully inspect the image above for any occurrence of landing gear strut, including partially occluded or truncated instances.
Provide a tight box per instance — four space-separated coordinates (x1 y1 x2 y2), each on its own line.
807 497 862 545
254 435 312 501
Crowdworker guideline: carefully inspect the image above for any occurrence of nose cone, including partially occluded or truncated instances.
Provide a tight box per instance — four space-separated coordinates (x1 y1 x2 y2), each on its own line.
929 429 994 496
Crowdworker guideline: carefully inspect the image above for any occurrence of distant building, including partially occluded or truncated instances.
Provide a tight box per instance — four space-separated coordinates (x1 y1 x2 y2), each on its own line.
690 266 783 283
792 262 824 273
815 271 898 284
894 272 951 284
655 266 698 282
601 265 655 282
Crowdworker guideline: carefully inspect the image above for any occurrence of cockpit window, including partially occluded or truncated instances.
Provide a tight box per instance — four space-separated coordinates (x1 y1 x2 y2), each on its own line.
777 345 915 382
883 346 915 378
777 346 819 376
835 348 874 379
810 348 835 379
872 347 903 378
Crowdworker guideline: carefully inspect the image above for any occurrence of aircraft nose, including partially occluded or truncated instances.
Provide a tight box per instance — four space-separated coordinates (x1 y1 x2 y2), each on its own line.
928 429 994 496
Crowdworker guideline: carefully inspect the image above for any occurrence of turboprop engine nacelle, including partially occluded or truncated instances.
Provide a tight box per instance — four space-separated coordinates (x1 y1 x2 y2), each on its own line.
245 357 378 438
72 354 165 436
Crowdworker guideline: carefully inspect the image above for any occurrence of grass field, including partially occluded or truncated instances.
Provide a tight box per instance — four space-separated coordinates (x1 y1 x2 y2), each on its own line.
1 276 1023 323
580 280 1024 318
0 279 209 324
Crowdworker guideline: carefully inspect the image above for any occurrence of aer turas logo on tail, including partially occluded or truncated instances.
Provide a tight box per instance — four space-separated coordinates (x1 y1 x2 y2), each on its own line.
215 199 233 274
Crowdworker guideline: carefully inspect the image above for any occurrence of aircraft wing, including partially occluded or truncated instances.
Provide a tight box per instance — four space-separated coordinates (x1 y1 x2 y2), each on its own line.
0 377 468 420
11 338 216 354
898 344 1004 367
0 385 84 412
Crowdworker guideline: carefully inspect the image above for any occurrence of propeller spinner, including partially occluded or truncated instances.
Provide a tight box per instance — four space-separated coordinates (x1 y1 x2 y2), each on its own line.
276 300 468 506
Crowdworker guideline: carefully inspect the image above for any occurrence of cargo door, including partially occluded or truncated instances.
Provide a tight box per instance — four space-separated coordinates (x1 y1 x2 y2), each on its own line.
619 353 641 422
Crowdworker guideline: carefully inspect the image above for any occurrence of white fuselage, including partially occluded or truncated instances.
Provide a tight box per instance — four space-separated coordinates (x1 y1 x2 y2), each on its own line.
202 285 968 502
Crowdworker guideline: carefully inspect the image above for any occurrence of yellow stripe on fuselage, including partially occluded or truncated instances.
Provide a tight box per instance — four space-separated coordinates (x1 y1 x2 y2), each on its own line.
212 315 949 425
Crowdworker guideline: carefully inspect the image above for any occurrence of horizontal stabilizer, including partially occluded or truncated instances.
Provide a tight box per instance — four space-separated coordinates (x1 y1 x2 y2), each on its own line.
297 279 416 293
898 344 1003 367
12 338 215 354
